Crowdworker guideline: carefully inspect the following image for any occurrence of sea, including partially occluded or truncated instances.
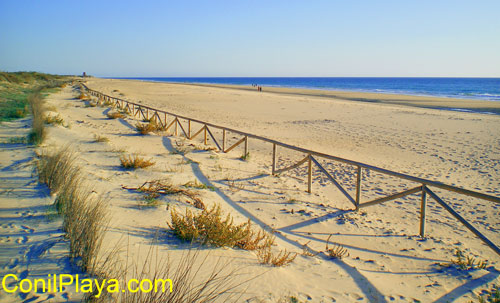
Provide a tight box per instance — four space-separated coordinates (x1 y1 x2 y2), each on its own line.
112 77 500 114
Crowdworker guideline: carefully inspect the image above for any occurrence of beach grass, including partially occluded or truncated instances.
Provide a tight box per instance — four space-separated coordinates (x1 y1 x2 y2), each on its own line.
36 146 110 274
27 92 46 145
120 154 155 169
44 113 65 125
106 111 126 119
325 235 349 259
93 134 110 143
37 146 81 195
106 244 251 303
0 71 67 123
135 121 166 135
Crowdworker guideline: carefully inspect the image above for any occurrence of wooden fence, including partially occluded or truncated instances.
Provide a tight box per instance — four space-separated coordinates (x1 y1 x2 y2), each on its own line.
81 83 500 256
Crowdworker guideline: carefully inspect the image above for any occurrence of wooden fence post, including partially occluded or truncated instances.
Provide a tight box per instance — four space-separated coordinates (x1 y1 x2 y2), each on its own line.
420 185 427 237
307 155 312 193
204 125 207 145
272 143 276 175
356 166 362 210
222 129 226 152
244 136 248 156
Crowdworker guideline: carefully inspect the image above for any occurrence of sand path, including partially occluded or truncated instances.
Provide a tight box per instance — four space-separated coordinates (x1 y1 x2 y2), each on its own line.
0 118 82 302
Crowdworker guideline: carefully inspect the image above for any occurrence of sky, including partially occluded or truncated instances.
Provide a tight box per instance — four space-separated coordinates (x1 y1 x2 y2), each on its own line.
1 0 499 77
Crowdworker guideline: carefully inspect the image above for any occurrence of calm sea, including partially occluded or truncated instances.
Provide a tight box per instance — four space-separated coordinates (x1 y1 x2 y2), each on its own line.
115 77 500 102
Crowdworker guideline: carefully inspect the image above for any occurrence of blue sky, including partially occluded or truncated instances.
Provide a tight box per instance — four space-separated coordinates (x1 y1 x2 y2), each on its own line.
1 0 499 77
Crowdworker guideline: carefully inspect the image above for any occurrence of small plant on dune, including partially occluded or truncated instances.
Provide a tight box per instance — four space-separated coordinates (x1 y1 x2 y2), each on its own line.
77 92 91 100
120 154 155 169
227 179 245 192
473 284 499 303
106 111 126 119
240 152 250 161
140 193 161 208
44 113 65 125
301 241 318 257
135 122 156 134
325 235 349 259
183 180 216 191
85 101 97 107
168 204 273 249
125 179 205 209
277 296 301 303
94 134 109 143
237 226 275 251
442 248 488 270
170 141 192 155
256 245 297 267
135 121 166 135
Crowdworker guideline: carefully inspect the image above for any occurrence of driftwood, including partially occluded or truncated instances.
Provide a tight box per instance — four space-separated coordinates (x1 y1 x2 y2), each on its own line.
122 179 205 209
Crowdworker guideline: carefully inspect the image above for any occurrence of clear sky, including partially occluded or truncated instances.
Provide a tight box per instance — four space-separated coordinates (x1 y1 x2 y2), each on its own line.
1 0 499 77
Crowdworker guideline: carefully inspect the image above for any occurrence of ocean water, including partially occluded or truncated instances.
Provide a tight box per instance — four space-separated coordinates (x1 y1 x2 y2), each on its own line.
116 77 500 102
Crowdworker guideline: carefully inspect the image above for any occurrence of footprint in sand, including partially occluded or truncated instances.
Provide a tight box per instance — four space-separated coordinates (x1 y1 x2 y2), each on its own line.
16 236 28 244
21 210 35 217
8 258 19 269
20 225 34 233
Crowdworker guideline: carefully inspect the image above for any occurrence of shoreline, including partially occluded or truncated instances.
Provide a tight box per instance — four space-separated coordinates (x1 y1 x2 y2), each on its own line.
104 77 500 115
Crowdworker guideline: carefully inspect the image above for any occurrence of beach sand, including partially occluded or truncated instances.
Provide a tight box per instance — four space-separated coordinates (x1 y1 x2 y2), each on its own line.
1 79 499 302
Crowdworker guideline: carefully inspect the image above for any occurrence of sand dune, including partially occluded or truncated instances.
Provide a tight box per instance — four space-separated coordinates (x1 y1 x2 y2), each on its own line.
1 81 498 302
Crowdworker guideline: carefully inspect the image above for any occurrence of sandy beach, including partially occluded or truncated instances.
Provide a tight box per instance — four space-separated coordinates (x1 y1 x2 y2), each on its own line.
1 79 499 302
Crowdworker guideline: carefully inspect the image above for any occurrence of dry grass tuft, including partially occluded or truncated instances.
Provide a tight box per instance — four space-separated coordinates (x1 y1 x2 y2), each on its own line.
106 111 126 119
227 179 246 192
473 284 499 303
442 248 488 270
168 204 273 249
94 134 109 143
183 180 215 191
325 235 349 259
256 245 297 267
120 154 155 169
135 121 166 135
77 92 92 100
301 241 318 257
44 113 65 125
